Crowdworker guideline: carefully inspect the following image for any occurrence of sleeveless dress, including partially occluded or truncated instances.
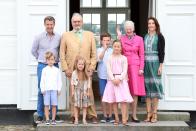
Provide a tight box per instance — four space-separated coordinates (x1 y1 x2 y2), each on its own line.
71 70 91 108
102 55 133 103
144 34 163 99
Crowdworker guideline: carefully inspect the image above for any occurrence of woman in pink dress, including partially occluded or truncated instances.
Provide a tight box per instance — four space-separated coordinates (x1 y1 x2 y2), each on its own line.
117 21 146 122
102 40 133 125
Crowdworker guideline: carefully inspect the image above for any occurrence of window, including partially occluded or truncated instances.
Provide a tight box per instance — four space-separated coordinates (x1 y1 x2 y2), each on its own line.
80 0 130 47
106 0 128 7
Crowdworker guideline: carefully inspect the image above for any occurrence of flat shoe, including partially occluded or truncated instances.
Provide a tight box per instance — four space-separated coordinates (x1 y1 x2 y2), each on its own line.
131 117 140 123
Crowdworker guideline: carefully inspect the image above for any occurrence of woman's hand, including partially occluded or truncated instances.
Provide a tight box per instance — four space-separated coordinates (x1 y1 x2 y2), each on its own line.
158 64 163 75
116 25 122 39
139 70 144 75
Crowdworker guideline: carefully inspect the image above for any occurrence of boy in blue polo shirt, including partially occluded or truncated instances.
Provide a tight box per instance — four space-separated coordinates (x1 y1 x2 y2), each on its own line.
97 32 114 123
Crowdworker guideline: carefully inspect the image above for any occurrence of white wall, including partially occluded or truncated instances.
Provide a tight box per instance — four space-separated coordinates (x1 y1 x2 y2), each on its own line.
157 0 196 110
0 0 17 104
16 0 68 110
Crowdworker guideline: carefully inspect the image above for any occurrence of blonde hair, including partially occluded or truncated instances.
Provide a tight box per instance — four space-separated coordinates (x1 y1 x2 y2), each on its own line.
74 56 88 80
45 51 55 60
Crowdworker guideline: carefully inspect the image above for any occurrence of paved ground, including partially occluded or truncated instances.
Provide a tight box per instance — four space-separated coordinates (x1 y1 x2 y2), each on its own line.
0 125 35 131
0 125 195 131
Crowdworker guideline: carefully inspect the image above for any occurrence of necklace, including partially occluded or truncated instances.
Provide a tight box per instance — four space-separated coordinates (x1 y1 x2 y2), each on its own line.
146 34 154 51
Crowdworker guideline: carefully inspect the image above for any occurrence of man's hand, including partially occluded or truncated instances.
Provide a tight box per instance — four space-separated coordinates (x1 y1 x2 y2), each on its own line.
65 69 72 78
87 68 94 77
42 91 46 95
57 91 61 96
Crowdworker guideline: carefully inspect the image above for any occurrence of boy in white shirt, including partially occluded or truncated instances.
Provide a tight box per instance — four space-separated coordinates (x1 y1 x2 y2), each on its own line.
40 51 62 125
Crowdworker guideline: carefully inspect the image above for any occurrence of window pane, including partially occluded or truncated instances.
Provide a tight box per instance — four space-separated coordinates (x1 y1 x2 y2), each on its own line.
83 14 91 24
92 0 102 7
106 0 116 7
111 35 117 41
83 24 92 31
94 35 100 48
80 0 91 7
92 24 100 34
92 14 100 24
108 24 116 35
117 0 128 7
117 24 125 34
108 14 116 24
117 14 125 24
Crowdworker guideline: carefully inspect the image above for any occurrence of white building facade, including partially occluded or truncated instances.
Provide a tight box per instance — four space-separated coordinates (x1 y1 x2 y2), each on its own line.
1 0 196 110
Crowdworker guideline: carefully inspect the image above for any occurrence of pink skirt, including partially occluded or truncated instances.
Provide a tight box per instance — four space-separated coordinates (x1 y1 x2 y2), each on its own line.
102 80 133 103
128 65 146 96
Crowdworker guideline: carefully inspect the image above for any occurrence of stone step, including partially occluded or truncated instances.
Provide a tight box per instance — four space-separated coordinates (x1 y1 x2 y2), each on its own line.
34 111 190 122
37 121 190 131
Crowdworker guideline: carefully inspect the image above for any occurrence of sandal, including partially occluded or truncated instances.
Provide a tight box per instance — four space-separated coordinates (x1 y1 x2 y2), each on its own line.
113 120 119 125
144 112 152 122
122 120 128 126
74 120 79 125
83 119 87 125
151 112 158 123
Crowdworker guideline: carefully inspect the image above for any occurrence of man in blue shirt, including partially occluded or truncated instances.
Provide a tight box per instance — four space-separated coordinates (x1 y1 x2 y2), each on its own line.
31 16 61 123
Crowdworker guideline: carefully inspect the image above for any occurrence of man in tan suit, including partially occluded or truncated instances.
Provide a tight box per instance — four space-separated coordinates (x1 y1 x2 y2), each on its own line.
60 13 98 123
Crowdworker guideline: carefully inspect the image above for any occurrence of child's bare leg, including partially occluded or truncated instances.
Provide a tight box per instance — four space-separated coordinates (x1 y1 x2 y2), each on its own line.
120 102 127 124
83 107 87 124
44 106 49 120
101 97 107 117
108 103 113 117
74 107 79 124
113 103 119 124
52 106 56 120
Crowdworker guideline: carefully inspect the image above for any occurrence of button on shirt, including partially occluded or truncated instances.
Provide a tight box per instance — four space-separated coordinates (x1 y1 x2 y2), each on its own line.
97 47 113 79
40 65 62 92
31 32 61 63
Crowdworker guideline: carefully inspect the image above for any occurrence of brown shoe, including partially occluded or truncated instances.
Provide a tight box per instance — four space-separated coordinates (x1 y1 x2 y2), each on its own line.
92 117 98 124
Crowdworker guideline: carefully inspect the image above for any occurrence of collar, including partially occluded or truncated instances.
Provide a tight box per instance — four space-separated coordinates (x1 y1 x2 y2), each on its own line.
72 29 83 33
44 31 55 36
126 33 136 39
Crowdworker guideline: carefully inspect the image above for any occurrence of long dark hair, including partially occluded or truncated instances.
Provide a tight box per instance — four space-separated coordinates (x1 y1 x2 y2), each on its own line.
147 17 161 34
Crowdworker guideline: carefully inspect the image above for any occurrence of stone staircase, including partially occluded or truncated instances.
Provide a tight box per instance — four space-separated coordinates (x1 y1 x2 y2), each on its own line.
35 111 190 131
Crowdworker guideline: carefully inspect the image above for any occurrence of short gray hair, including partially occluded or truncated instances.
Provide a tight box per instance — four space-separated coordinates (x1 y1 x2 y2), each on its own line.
124 20 135 31
71 13 83 21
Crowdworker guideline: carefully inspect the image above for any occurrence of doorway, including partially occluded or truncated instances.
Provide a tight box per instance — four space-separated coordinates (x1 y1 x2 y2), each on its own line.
69 0 150 103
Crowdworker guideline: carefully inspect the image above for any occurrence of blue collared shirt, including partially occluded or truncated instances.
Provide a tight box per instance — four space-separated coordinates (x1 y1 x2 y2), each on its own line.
97 47 113 79
31 32 61 63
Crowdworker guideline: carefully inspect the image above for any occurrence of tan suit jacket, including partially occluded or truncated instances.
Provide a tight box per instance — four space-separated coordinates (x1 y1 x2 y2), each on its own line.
60 30 97 71
60 30 97 118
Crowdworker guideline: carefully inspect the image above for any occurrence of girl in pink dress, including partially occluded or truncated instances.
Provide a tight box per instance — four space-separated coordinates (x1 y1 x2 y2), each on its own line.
102 40 133 125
